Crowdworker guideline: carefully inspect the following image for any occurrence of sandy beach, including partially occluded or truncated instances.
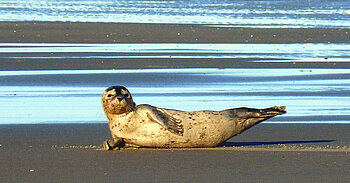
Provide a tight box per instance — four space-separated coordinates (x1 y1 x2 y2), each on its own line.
1 22 350 182
1 124 350 182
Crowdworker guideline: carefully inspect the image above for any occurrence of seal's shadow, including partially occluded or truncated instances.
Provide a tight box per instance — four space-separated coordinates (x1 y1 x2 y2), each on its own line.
219 140 335 147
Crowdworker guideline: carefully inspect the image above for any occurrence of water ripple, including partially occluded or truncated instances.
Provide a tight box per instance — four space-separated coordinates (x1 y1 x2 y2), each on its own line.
0 0 349 28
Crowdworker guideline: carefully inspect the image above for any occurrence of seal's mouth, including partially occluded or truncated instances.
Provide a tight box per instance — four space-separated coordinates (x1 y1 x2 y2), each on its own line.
104 95 136 115
108 99 130 114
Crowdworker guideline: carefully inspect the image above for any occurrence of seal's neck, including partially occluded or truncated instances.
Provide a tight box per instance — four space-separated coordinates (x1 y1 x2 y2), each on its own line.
112 110 134 119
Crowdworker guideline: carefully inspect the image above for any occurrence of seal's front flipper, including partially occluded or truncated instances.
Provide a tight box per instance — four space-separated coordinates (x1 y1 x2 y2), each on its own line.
102 138 125 150
143 105 184 136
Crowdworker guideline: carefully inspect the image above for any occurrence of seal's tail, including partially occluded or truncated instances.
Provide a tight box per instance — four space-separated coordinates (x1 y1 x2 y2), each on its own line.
228 106 286 132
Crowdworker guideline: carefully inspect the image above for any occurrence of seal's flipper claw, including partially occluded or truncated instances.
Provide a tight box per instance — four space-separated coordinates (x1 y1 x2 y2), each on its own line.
259 106 287 117
102 140 113 150
102 139 117 150
102 138 124 150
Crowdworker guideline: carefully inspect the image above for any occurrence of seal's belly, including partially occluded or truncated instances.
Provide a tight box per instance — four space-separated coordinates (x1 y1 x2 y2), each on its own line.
121 123 189 147
119 121 235 148
109 110 240 148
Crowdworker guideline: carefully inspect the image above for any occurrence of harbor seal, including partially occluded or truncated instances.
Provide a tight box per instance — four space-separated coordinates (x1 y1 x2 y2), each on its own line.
102 86 286 150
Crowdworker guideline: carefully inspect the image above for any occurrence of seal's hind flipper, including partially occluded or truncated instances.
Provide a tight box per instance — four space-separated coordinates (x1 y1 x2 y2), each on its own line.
145 106 184 136
231 106 286 119
259 106 287 117
227 106 286 132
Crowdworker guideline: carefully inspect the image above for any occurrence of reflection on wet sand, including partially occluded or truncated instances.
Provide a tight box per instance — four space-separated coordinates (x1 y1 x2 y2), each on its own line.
1 43 349 62
0 69 349 124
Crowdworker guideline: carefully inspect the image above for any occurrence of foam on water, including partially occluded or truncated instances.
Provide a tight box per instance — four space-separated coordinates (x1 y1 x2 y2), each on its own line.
0 0 349 28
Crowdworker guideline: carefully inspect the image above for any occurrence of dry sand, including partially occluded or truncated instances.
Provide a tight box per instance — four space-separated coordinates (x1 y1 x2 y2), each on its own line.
0 124 349 182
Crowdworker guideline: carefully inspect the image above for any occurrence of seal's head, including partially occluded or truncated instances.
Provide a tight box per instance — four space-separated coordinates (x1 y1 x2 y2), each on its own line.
102 86 136 115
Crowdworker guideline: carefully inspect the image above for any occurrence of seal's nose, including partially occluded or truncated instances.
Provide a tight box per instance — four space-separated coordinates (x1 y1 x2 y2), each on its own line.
116 97 123 102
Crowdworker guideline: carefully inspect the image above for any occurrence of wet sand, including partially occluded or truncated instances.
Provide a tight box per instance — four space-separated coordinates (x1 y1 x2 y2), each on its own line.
2 57 350 70
1 22 349 70
1 124 349 182
2 22 349 43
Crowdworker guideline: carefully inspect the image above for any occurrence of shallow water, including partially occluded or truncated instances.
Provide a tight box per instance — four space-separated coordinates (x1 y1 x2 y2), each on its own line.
0 69 349 124
0 0 349 28
1 43 349 62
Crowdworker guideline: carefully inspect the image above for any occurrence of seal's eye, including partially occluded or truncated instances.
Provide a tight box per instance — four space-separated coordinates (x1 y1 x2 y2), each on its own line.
107 94 113 98
124 94 130 98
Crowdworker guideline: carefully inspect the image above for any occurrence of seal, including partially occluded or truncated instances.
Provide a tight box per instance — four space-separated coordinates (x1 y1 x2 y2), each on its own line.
102 86 286 150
